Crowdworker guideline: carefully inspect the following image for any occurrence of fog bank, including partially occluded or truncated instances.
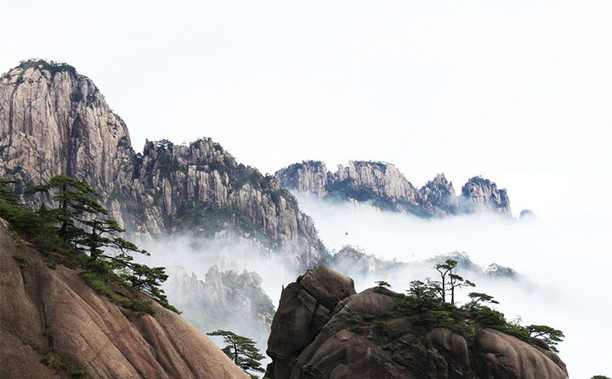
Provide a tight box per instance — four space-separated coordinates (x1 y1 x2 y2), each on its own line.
294 192 611 379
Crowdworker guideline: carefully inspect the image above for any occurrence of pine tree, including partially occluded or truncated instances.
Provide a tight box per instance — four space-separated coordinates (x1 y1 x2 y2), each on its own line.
207 330 265 379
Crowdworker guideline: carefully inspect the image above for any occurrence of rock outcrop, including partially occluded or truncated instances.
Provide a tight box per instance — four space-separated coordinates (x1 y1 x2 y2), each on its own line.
0 60 325 269
275 161 512 217
164 265 275 344
265 265 567 379
266 265 356 379
460 176 511 215
0 219 249 379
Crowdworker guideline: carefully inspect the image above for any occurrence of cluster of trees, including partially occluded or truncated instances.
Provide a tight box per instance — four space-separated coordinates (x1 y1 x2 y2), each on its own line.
0 176 174 312
377 259 565 353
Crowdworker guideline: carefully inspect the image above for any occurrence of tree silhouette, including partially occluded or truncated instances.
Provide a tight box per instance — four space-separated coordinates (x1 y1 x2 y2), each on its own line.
207 330 265 379
527 325 565 353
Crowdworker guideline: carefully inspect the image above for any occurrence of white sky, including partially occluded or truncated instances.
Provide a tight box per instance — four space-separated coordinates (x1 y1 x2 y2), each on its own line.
3 1 612 216
3 1 612 376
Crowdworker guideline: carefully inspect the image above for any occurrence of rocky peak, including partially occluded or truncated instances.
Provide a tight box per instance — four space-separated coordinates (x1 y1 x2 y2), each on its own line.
334 161 420 203
274 160 329 197
1 60 327 270
277 160 514 217
0 59 134 197
419 173 458 215
460 176 511 215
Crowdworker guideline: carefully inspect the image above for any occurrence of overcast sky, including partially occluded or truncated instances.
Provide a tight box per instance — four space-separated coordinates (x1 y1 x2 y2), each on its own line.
3 1 612 215
3 1 612 376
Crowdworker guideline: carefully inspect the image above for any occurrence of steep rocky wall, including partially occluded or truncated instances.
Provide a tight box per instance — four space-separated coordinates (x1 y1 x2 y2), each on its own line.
0 61 134 226
0 220 249 379
0 60 325 269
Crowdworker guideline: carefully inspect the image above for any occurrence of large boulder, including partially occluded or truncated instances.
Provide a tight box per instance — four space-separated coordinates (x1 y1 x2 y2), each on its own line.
265 266 568 379
266 265 356 379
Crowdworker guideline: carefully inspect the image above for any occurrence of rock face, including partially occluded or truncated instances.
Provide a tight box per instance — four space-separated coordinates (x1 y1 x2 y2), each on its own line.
164 265 275 344
0 60 325 269
275 161 512 217
265 265 567 379
0 220 249 379
266 265 356 379
460 177 511 215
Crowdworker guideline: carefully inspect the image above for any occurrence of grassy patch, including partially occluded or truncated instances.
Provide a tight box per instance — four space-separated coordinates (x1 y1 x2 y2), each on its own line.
82 272 155 315
40 349 89 378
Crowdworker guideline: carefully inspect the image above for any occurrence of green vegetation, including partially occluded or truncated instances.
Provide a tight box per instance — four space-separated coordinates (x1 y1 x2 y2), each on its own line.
207 330 265 379
435 259 475 306
12 59 78 77
0 176 178 314
375 280 391 290
527 324 565 353
40 349 88 378
352 261 564 355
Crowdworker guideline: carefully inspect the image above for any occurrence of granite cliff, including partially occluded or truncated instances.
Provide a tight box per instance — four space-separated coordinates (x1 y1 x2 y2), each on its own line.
0 60 325 269
0 219 249 379
275 161 511 217
265 265 567 379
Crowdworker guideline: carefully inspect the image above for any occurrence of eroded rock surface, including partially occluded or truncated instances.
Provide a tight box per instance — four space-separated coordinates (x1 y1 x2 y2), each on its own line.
265 265 567 379
0 220 249 379
266 265 356 379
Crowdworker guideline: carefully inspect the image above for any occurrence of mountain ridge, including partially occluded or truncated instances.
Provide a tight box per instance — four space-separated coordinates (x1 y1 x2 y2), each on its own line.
275 160 512 217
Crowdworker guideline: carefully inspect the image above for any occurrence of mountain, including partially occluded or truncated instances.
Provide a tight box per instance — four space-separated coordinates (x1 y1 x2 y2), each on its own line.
0 59 325 270
164 265 275 344
275 160 512 217
324 247 518 282
265 265 567 379
0 219 248 379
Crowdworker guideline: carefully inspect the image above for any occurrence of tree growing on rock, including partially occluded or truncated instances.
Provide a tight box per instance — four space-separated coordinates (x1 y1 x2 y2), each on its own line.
527 324 565 353
434 259 474 305
463 292 499 312
375 280 391 289
26 175 106 243
435 259 456 302
207 330 265 379
23 176 174 311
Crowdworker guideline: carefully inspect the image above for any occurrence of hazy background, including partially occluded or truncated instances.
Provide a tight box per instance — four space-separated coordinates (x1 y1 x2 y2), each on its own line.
2 1 611 377
294 192 611 378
